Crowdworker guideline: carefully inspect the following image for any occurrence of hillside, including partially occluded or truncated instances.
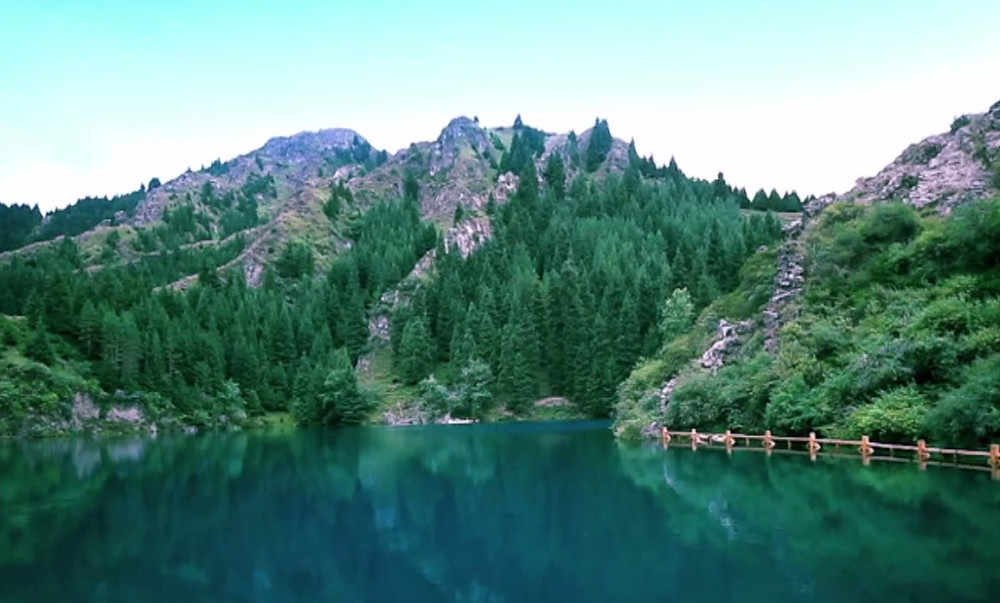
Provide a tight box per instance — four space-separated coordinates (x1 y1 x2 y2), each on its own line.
0 114 799 436
615 99 1000 448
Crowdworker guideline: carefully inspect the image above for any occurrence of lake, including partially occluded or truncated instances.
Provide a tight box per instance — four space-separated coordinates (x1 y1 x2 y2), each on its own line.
1 421 999 602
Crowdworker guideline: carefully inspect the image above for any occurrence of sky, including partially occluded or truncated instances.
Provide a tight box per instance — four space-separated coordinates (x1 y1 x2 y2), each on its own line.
1 0 998 212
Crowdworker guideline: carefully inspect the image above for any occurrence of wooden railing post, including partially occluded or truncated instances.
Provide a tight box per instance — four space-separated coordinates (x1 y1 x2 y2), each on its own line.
861 435 873 465
860 435 873 455
992 444 1000 480
808 432 820 461
763 430 775 450
691 428 698 451
661 427 671 447
917 439 930 461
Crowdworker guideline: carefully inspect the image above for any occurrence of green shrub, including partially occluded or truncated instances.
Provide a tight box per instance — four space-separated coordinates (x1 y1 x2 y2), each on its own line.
900 174 919 189
838 386 928 443
666 375 728 429
418 376 452 420
0 318 17 346
949 115 971 134
924 355 1000 446
910 295 976 336
919 144 942 163
764 374 819 434
861 203 922 245
816 202 864 229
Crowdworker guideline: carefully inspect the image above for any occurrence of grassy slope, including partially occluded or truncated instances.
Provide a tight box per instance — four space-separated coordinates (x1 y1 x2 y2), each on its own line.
0 317 97 437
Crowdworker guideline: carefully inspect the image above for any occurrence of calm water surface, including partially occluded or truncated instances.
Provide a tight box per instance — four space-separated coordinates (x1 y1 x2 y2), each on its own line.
1 421 999 602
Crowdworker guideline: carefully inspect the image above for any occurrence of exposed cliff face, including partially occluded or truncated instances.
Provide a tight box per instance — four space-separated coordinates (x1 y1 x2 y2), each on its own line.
845 102 1000 213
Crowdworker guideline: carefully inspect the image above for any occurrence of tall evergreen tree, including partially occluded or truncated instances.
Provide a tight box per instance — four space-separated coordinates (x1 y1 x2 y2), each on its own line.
543 153 567 199
397 315 434 384
585 118 613 172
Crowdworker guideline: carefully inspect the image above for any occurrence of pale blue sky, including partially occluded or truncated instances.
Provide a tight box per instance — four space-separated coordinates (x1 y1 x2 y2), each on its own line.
1 0 998 211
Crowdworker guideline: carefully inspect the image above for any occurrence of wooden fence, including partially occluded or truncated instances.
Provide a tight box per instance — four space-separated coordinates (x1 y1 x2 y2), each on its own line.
661 428 1000 479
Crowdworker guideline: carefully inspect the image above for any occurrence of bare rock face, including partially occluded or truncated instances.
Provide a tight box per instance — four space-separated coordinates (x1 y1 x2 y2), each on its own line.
763 235 807 353
655 318 750 412
845 102 1000 213
260 128 365 161
432 117 493 174
446 216 493 258
699 319 751 372
131 128 374 226
657 377 680 415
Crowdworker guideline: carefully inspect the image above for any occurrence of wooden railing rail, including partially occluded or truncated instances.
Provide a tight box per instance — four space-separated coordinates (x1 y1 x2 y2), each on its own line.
660 428 1000 479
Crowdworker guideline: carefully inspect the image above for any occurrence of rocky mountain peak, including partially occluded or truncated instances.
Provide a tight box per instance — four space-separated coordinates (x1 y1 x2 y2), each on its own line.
435 116 492 158
260 128 369 161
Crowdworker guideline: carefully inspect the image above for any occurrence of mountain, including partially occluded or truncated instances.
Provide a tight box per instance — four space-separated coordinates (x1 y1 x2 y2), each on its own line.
1 112 796 437
616 99 1000 449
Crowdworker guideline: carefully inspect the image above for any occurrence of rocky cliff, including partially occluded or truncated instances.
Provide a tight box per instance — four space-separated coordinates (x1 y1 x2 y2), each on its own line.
844 100 1000 212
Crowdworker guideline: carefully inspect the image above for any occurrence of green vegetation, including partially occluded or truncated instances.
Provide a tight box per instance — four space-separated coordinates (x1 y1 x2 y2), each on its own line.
389 160 783 418
498 115 547 175
36 188 147 242
616 199 1000 448
0 204 42 253
584 118 613 172
0 130 786 435
0 191 438 435
0 188 149 253
950 115 971 133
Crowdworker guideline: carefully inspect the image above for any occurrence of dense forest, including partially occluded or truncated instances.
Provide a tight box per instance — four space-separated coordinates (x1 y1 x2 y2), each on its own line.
0 140 785 435
399 160 783 420
0 186 152 253
616 198 1000 447
0 203 42 253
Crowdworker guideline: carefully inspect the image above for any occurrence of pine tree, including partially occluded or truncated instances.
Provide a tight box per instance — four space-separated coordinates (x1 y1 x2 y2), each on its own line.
44 276 75 337
79 300 101 359
120 312 143 388
751 189 769 210
100 311 123 386
25 321 54 365
585 118 613 172
268 305 296 364
543 153 567 199
767 189 783 211
397 315 434 384
295 348 370 425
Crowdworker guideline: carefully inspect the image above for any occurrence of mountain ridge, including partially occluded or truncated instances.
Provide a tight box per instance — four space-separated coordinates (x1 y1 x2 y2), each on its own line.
0 116 649 275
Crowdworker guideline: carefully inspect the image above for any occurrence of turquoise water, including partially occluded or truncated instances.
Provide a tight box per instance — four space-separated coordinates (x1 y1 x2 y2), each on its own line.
1 421 999 602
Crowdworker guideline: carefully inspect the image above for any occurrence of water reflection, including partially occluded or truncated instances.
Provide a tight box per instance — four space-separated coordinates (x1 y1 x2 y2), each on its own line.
0 423 998 602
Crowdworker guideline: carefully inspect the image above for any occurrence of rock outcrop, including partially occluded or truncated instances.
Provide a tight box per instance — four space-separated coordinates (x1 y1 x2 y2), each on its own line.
655 318 750 414
845 101 1000 213
700 319 751 372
